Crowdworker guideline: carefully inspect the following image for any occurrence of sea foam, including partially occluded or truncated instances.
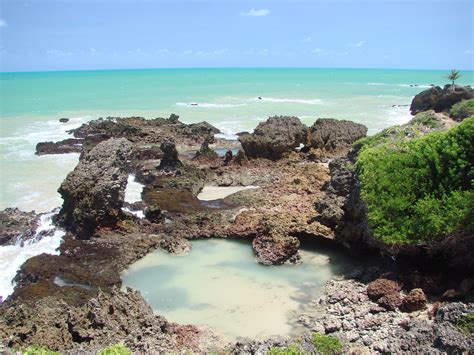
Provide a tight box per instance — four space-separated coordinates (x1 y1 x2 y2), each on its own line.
0 211 65 300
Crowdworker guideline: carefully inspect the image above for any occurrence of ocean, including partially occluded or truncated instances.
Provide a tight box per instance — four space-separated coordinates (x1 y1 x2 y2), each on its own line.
1 67 473 212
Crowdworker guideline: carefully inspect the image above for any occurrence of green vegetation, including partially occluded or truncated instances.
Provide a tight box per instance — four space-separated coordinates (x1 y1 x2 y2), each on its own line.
450 99 474 121
311 333 343 354
446 69 461 92
99 343 132 355
357 117 474 244
455 314 474 335
354 112 444 153
15 346 59 355
269 344 307 355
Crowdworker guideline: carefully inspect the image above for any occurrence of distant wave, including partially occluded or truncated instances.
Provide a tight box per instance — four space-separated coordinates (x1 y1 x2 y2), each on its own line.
367 82 434 88
254 97 322 105
175 102 245 108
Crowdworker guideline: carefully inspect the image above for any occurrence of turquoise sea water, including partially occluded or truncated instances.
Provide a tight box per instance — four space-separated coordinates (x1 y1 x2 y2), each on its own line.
1 68 473 211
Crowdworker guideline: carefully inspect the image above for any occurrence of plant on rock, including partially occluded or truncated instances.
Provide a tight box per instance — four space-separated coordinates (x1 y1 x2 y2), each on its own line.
311 333 343 354
357 117 474 244
99 343 132 355
446 69 461 92
269 344 307 355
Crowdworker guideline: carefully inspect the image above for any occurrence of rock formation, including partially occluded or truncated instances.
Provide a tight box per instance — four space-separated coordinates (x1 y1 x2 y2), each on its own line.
239 116 307 160
410 85 474 115
57 138 133 239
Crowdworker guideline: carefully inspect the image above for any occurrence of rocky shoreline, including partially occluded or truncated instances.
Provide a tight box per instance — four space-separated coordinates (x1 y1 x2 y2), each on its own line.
1 87 473 353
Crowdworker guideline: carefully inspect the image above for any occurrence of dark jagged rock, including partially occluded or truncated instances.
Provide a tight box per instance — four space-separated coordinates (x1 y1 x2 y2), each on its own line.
0 208 39 246
158 141 183 169
59 118 69 123
223 150 233 165
410 85 474 114
239 116 307 160
306 118 367 155
193 136 219 161
57 138 133 239
37 116 222 157
36 138 83 155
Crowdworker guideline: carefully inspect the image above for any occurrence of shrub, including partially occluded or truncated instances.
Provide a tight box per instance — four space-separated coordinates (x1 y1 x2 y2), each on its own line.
311 333 343 354
17 346 59 355
455 313 474 335
450 99 474 121
356 117 474 244
268 344 307 355
99 343 132 355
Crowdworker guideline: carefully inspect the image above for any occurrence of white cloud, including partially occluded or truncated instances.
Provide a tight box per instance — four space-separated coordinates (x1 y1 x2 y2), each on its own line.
302 36 312 42
311 48 326 55
89 47 97 56
46 49 73 56
241 8 270 17
355 40 366 48
465 49 473 54
0 19 7 28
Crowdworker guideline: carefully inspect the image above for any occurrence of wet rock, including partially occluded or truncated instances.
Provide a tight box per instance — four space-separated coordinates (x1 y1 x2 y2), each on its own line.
144 205 163 223
410 85 474 114
159 235 191 255
35 138 83 155
366 279 403 300
315 195 345 228
158 141 183 169
306 118 367 155
233 149 248 165
401 288 427 312
239 116 307 160
59 118 69 123
442 288 464 301
0 208 39 246
57 138 133 239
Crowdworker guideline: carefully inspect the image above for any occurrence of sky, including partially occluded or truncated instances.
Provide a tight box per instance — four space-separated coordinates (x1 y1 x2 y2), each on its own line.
0 0 472 72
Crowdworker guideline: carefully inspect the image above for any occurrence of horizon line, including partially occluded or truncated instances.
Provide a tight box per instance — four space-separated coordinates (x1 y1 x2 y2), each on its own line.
2 65 474 75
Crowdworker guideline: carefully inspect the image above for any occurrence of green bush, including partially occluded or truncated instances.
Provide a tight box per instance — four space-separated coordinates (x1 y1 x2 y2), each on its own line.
16 346 59 355
455 313 474 335
99 343 132 355
311 333 343 354
269 344 307 355
357 117 474 244
450 99 474 121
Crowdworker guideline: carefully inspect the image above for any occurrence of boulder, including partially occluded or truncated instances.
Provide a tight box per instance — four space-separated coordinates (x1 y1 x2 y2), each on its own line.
193 136 219 161
306 118 367 154
401 288 427 312
366 279 403 300
239 116 307 160
378 292 403 311
59 118 69 123
57 138 133 239
410 86 444 114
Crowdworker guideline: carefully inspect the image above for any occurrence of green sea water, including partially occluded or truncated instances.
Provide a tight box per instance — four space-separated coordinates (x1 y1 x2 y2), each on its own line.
1 68 473 211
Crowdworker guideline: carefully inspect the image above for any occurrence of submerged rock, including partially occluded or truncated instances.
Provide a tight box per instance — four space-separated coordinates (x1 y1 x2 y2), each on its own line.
57 138 133 239
0 208 39 246
239 116 307 160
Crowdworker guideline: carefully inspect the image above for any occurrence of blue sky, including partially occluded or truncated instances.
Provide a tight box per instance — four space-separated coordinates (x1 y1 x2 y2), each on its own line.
0 0 472 72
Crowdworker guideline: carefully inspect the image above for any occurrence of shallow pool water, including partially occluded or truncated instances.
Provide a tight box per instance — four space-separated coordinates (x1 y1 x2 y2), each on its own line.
121 238 355 340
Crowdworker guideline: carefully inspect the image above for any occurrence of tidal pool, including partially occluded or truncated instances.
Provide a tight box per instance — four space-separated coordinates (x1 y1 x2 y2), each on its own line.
121 238 356 339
